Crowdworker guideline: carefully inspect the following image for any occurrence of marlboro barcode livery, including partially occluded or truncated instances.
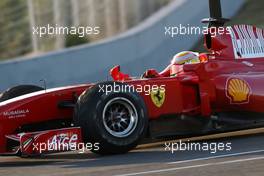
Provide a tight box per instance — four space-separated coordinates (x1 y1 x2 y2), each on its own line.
230 25 264 59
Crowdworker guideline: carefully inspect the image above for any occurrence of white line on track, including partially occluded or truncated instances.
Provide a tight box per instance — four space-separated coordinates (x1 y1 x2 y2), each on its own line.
115 149 264 176
168 149 264 164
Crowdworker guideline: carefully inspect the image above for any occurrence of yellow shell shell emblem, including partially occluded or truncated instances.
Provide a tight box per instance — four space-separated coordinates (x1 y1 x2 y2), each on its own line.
150 88 165 108
226 78 251 104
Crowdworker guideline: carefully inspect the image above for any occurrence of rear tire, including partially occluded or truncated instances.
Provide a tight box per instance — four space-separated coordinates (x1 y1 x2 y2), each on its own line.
0 85 44 102
74 82 148 155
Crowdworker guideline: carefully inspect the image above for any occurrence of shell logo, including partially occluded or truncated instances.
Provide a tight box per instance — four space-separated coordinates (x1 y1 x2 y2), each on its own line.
226 78 251 104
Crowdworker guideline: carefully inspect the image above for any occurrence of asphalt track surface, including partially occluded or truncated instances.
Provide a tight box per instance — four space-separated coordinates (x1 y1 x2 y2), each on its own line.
0 133 264 176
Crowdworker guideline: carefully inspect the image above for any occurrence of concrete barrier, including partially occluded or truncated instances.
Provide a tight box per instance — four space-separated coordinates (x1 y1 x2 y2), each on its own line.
0 0 244 91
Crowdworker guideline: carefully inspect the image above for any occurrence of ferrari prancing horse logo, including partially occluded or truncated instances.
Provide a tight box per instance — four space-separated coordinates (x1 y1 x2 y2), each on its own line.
226 78 251 104
150 88 165 108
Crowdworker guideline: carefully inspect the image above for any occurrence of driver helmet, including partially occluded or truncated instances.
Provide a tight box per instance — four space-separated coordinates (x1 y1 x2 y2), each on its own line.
171 51 200 65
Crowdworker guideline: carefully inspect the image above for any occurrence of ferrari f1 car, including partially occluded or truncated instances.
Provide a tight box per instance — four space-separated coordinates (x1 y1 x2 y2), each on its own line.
0 0 263 156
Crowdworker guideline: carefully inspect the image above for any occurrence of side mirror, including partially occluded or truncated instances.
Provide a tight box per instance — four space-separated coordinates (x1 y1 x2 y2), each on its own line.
110 65 131 81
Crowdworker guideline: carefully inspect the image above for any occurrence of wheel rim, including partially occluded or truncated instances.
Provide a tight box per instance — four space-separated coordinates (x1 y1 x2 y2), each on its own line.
102 97 138 138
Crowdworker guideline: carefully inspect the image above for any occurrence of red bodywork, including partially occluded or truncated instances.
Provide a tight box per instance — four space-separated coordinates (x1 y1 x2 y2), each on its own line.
0 25 263 155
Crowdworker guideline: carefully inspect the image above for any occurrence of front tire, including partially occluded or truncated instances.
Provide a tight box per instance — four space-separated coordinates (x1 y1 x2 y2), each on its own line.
74 82 148 155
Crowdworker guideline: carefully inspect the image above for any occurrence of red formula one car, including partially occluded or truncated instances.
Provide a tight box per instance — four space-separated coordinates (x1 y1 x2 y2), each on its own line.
0 0 263 156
